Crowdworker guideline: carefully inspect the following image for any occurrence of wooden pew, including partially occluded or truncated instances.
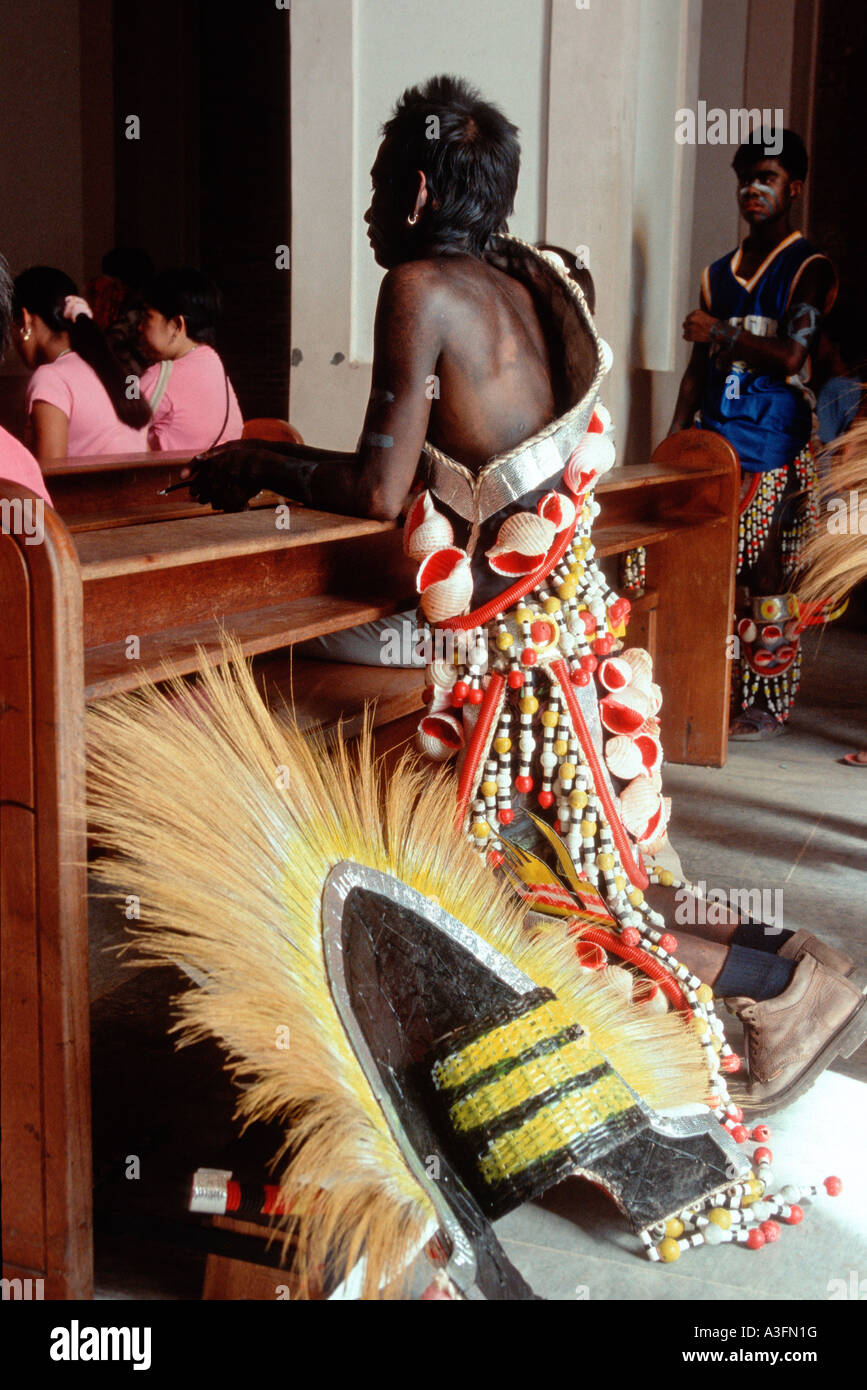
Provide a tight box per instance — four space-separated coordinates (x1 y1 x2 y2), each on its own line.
0 425 738 1299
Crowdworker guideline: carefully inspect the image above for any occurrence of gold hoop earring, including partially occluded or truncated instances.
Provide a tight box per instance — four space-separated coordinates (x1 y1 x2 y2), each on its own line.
407 212 419 227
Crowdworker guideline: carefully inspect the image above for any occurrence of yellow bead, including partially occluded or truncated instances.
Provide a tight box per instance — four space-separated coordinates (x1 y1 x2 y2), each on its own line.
541 711 559 728
480 780 498 798
664 1218 684 1239
627 888 644 907
657 1237 681 1263
580 819 597 837
553 739 568 756
557 580 577 600
543 597 561 614
568 564 581 578
515 606 533 625
707 1207 732 1230
692 1016 709 1038
597 852 615 871
711 1035 722 1052
658 869 674 887
520 696 539 715
496 632 514 650
471 821 490 840
696 983 713 1004
559 762 576 781
493 737 511 754
614 874 626 891
569 790 588 809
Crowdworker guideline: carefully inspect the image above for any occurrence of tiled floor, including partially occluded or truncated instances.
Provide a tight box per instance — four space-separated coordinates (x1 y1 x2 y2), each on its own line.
90 620 866 1299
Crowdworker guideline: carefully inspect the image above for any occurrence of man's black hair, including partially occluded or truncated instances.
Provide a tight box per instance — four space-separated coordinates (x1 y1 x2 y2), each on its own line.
146 267 222 346
102 246 155 291
732 128 808 182
382 75 520 256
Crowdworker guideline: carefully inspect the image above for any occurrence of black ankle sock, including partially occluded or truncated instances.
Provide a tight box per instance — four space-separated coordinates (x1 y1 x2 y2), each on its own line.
715 944 796 1002
731 920 794 954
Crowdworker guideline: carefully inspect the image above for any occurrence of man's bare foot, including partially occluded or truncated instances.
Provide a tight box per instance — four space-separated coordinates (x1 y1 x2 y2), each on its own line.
841 749 867 766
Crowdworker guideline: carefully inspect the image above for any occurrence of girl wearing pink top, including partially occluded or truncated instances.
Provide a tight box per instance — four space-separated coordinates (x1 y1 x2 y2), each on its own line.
13 266 151 462
140 268 243 453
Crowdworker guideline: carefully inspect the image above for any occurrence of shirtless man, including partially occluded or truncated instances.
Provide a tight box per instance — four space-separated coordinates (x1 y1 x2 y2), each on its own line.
186 80 865 1113
185 76 555 524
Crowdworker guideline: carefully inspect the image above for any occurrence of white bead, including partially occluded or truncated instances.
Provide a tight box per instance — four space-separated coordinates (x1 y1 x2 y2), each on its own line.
519 733 535 754
540 750 558 771
702 1223 726 1245
751 1202 772 1222
780 1184 799 1203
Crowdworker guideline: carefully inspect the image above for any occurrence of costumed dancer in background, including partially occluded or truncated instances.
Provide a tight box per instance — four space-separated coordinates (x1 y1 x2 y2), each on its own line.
668 129 837 741
184 80 865 1114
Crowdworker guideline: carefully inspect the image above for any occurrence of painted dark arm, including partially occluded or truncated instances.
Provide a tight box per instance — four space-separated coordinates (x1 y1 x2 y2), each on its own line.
185 265 441 520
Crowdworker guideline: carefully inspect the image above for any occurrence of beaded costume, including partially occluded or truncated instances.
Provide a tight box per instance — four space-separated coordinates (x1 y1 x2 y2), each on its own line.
697 232 837 725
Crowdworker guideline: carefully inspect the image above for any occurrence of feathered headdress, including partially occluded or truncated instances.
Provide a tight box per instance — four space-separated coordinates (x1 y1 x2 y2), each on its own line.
86 644 718 1298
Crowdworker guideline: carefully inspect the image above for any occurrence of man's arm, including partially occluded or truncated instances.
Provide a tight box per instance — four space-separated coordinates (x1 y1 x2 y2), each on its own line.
668 342 708 435
682 259 836 378
185 263 442 520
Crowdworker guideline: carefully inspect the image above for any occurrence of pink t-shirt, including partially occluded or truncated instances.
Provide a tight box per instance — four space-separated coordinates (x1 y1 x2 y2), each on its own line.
26 352 149 457
141 345 243 452
0 425 53 505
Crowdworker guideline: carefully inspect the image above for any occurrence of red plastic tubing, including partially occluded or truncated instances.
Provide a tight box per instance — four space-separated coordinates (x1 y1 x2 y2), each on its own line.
454 671 506 831
437 522 577 633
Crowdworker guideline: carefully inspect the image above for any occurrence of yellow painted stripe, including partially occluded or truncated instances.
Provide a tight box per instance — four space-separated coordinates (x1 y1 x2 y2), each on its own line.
449 1037 606 1134
432 999 580 1093
478 1071 635 1185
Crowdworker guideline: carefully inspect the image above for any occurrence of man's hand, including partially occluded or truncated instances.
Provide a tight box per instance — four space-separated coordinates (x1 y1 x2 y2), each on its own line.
181 444 274 512
682 309 719 344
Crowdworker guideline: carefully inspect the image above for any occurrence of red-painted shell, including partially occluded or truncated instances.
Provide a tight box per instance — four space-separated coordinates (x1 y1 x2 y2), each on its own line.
403 490 454 560
563 433 616 495
598 657 632 691
599 687 649 736
486 512 556 575
416 547 473 622
537 490 576 532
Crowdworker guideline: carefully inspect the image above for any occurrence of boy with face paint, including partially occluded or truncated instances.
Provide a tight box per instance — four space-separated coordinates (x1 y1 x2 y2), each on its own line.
668 129 837 741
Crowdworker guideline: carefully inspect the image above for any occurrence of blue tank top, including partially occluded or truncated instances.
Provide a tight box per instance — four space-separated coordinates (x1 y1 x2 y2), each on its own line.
698 232 831 472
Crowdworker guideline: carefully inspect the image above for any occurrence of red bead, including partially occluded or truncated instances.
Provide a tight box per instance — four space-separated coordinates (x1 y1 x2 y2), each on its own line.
726 1103 743 1123
753 1147 773 1166
621 927 641 946
824 1176 843 1197
515 775 534 794
507 670 524 689
553 819 562 834
746 1228 765 1250
530 620 554 645
487 849 504 868
452 680 469 701
731 1124 749 1144
609 597 631 625
451 692 466 708
592 636 613 656
721 1053 742 1073
467 687 484 705
659 933 678 952
571 670 590 686
784 1205 804 1225
497 808 514 825
537 790 555 809
581 654 598 673
751 1124 770 1142
521 648 537 666
580 612 597 634
760 1220 781 1243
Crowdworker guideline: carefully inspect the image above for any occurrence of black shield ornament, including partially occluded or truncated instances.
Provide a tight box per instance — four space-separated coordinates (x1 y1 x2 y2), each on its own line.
321 862 750 1300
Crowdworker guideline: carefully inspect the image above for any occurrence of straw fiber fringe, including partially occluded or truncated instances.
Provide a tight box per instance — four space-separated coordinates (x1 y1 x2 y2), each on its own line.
797 417 867 604
87 640 712 1298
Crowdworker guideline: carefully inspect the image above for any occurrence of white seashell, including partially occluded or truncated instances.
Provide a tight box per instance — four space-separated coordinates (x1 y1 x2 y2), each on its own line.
403 491 454 561
486 511 555 559
605 966 634 1002
537 491 577 532
633 982 669 1016
417 547 473 622
415 712 465 762
599 686 650 736
620 777 669 844
563 432 616 494
646 682 663 715
633 731 662 774
594 403 612 432
598 657 632 692
428 658 456 689
621 647 653 691
426 684 453 717
598 337 614 374
604 735 643 781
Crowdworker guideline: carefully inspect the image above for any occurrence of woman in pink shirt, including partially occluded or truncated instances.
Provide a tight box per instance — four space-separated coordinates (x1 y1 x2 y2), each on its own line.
13 266 151 462
140 268 243 452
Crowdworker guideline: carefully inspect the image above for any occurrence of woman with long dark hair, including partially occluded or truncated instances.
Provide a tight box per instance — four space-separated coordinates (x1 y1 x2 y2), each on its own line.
13 265 151 461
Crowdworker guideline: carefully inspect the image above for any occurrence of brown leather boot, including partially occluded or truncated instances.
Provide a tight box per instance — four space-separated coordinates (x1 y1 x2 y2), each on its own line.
779 929 855 977
725 954 867 1114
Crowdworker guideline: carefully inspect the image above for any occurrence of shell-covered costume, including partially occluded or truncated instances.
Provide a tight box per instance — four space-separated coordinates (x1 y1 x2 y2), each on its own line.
407 236 672 940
